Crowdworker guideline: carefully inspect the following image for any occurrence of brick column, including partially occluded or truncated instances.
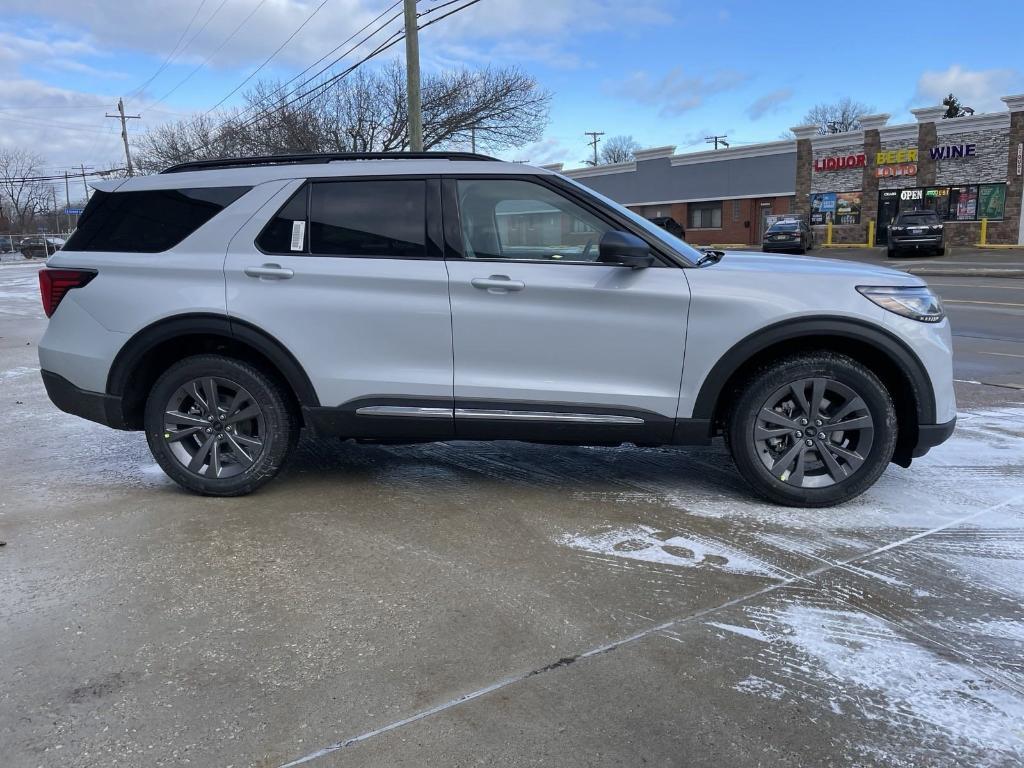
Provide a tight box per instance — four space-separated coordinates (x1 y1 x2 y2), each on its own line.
791 125 817 221
912 106 945 186
859 114 889 244
999 94 1024 244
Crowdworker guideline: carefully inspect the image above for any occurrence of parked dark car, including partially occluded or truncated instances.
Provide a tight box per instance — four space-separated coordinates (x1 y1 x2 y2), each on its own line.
762 219 813 254
19 236 64 259
887 210 944 257
646 216 685 239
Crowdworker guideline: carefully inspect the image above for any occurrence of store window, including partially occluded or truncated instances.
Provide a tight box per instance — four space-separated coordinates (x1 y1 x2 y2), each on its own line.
895 184 1005 222
979 184 1006 220
732 200 742 222
689 202 722 229
948 186 978 221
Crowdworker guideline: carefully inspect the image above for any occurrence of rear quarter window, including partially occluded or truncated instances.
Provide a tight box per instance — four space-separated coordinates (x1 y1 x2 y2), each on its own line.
63 186 250 253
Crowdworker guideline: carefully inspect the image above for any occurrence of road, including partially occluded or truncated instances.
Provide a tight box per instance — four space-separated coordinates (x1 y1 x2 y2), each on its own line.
929 277 1024 388
1 261 1023 768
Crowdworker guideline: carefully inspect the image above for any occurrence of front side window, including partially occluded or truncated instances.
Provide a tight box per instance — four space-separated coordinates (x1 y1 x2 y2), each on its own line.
63 186 250 253
689 202 722 229
310 180 426 258
456 179 611 262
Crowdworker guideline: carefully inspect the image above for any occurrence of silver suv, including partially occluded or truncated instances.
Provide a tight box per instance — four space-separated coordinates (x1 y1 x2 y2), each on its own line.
37 152 955 506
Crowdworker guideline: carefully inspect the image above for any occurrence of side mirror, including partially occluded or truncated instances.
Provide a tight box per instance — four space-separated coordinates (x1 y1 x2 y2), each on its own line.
598 230 655 269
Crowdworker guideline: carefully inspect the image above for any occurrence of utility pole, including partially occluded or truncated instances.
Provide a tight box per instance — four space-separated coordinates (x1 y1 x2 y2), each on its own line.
79 165 94 201
704 134 729 150
470 126 475 154
403 0 423 152
584 131 604 165
106 98 141 176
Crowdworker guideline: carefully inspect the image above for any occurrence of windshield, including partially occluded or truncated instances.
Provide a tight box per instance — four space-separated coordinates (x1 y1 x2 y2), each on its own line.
767 222 799 232
561 176 704 264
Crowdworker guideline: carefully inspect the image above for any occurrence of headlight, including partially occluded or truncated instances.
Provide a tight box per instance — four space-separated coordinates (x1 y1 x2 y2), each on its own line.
856 285 945 323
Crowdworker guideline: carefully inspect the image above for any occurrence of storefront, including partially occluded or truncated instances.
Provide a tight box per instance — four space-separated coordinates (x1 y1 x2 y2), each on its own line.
563 93 1023 248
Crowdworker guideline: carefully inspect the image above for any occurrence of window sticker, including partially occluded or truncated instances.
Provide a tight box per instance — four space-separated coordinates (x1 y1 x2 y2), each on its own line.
290 220 305 251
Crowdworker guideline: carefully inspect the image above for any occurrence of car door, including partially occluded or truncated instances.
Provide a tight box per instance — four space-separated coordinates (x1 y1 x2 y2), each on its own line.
225 176 454 439
443 176 691 444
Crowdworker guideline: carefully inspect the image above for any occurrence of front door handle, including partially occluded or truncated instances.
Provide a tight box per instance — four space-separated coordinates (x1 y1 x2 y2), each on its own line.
244 263 294 280
471 275 525 294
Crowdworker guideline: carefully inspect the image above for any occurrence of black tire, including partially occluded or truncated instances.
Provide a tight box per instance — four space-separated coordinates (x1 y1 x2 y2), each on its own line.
726 353 897 507
886 246 897 258
935 245 945 257
144 355 299 496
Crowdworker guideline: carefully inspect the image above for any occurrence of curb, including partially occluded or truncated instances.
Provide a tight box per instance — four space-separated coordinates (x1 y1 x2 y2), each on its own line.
904 267 1024 279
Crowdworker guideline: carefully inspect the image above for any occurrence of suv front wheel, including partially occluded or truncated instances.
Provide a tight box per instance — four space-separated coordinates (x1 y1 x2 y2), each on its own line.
726 353 897 507
144 355 299 496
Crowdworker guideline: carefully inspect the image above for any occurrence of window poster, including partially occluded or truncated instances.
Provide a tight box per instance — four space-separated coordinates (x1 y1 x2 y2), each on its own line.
810 192 837 225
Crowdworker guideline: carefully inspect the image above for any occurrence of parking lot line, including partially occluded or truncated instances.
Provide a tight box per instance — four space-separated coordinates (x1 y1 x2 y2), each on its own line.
275 491 1024 768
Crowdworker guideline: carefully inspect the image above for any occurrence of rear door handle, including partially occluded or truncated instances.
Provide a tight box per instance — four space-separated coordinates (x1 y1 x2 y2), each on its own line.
471 275 525 293
244 263 294 280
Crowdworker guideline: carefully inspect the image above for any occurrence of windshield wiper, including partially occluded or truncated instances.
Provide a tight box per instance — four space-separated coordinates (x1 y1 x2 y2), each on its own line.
696 249 725 267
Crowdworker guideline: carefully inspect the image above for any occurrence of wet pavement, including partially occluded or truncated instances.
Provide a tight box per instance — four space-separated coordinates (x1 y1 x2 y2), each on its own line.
2 262 1023 767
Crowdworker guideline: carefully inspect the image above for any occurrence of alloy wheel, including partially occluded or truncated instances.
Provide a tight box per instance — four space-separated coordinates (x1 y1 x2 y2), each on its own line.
162 377 266 479
753 377 875 488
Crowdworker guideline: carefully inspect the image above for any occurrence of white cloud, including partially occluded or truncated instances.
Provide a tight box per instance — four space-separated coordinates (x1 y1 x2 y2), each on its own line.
606 67 749 117
915 65 1024 113
746 88 793 120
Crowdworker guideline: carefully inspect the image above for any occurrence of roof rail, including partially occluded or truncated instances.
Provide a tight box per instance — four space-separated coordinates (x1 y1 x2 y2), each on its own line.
160 151 500 174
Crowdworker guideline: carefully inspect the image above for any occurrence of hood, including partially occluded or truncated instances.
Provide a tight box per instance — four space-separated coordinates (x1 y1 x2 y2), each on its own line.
706 250 924 284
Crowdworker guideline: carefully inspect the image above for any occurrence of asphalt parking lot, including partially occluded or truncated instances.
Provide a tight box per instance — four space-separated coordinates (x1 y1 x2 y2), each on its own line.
2 260 1023 767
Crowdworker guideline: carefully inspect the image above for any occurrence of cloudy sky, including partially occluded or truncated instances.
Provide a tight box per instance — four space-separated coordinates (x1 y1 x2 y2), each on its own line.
2 0 1023 181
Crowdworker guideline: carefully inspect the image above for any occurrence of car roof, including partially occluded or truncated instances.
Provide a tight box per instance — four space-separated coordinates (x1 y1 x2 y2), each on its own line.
93 157 556 193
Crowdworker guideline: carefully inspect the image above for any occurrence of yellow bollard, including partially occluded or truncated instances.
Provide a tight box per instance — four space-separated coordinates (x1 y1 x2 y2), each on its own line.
979 217 988 246
867 219 875 247
826 220 833 246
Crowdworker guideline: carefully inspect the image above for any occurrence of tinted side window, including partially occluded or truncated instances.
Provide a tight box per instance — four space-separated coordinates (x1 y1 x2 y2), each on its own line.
64 187 250 253
257 185 309 254
310 180 426 258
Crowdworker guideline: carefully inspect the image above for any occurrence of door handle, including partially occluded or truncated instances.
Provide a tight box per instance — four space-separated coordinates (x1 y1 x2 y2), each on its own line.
471 275 525 293
244 263 294 280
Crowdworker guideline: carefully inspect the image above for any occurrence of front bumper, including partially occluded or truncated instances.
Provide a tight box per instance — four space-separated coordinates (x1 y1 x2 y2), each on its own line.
41 370 129 430
911 417 957 458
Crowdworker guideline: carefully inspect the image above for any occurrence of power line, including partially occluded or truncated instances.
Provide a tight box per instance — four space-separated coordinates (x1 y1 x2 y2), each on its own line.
148 0 270 109
705 134 729 149
205 0 337 114
233 0 480 133
229 0 403 116
126 0 209 99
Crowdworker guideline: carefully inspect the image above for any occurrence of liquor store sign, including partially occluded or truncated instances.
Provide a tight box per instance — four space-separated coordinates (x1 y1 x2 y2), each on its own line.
814 153 866 172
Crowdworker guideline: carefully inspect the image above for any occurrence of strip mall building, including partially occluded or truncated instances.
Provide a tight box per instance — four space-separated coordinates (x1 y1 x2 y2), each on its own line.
558 94 1024 247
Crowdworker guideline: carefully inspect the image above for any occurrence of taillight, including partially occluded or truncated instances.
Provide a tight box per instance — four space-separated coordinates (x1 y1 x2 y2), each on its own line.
38 268 96 318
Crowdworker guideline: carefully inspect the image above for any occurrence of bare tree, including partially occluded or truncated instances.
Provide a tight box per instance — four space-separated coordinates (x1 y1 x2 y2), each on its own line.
600 135 640 164
801 97 874 135
136 62 551 170
0 148 50 231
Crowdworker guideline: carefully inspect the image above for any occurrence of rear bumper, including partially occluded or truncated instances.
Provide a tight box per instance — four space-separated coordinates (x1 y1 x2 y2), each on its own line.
891 236 943 249
762 242 802 252
41 370 129 430
911 416 957 459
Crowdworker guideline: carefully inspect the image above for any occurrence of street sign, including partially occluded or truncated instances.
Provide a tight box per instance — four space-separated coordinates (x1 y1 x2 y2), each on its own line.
64 208 84 215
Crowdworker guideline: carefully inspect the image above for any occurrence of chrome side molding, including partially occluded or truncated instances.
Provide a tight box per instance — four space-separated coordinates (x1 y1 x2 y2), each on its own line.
454 409 644 424
355 406 453 418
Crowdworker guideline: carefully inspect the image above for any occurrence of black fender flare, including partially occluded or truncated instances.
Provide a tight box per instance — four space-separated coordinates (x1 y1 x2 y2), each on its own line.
691 316 937 425
107 313 319 406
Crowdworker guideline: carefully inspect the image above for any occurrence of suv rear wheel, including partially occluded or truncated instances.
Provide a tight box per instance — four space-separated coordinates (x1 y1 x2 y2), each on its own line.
726 353 897 507
144 355 298 496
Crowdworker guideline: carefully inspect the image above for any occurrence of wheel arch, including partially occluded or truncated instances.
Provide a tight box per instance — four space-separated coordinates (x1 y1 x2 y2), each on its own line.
107 313 319 429
692 317 937 467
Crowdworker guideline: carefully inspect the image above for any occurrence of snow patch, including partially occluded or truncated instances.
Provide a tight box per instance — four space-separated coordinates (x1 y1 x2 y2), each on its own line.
705 621 769 642
559 524 785 578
